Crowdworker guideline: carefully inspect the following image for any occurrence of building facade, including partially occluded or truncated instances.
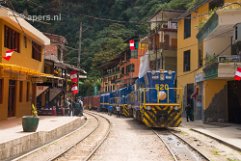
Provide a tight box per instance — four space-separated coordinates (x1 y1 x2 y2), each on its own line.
0 7 50 120
100 38 147 93
148 10 184 71
37 33 86 111
177 0 241 123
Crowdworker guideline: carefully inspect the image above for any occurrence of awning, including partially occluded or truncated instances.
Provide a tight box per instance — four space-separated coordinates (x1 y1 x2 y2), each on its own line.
0 63 64 80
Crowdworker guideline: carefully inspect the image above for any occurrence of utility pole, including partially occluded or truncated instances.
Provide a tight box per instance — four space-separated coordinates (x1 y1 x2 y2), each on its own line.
155 16 158 70
161 10 164 70
78 21 82 68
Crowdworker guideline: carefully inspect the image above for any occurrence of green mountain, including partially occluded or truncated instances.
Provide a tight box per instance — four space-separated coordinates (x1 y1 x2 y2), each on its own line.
8 0 197 95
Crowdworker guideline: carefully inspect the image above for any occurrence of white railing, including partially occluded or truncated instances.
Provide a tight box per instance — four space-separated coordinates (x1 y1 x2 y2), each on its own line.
218 55 241 63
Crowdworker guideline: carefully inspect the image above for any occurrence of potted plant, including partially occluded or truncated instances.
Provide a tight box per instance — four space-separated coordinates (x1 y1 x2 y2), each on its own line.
22 104 39 132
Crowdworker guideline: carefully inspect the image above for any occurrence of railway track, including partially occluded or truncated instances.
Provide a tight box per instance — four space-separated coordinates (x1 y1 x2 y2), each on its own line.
54 111 111 161
153 129 210 161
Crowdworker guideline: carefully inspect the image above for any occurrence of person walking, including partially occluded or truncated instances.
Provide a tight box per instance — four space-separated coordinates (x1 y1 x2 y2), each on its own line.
116 105 121 117
108 105 113 116
185 103 192 122
78 97 84 116
68 99 73 116
73 98 81 116
65 98 71 116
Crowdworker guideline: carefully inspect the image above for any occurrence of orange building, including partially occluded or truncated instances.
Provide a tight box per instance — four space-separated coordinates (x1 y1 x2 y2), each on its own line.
100 38 148 93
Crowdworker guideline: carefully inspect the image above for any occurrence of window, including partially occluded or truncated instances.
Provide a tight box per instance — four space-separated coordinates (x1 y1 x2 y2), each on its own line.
58 48 61 60
183 50 191 72
171 38 177 49
24 36 27 48
131 64 134 72
198 43 203 68
26 82 30 102
4 26 20 52
235 26 238 40
105 86 108 92
19 81 23 102
0 79 3 104
32 41 42 61
163 34 169 49
126 64 135 74
184 15 191 39
209 0 224 11
131 50 138 58
121 67 125 74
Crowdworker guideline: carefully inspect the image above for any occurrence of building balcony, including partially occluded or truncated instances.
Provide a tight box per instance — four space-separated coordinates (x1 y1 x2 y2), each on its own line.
203 55 241 80
197 5 241 41
102 71 120 77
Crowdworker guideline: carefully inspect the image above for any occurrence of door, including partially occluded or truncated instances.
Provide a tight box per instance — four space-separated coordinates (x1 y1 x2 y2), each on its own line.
186 83 194 107
8 80 16 117
164 34 169 49
228 81 241 124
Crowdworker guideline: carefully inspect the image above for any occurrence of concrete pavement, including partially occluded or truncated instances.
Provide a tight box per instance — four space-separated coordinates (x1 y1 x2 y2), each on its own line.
179 119 241 152
0 116 86 160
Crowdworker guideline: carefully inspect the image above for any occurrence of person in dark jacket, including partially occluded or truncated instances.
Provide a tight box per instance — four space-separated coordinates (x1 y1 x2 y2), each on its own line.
185 104 192 122
108 105 113 116
73 98 81 116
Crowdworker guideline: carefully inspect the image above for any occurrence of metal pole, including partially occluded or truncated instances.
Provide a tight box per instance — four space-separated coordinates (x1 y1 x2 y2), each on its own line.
161 11 164 69
78 21 82 68
155 16 158 70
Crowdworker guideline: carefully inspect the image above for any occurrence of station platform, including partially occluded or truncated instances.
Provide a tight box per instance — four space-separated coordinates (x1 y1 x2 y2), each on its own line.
178 119 241 152
0 116 86 161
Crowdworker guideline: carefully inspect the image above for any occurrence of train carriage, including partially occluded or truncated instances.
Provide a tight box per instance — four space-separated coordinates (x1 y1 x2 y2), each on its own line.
100 93 110 112
121 86 134 117
83 95 100 110
133 70 182 128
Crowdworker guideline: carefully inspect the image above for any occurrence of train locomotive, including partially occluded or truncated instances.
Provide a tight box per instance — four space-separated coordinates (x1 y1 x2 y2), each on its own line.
85 70 182 128
131 70 182 127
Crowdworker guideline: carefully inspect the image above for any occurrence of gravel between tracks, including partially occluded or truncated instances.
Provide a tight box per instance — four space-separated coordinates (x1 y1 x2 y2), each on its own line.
88 112 174 161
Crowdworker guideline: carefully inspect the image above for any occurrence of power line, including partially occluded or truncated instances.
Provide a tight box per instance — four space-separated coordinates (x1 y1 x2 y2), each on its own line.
80 13 145 25
7 0 26 36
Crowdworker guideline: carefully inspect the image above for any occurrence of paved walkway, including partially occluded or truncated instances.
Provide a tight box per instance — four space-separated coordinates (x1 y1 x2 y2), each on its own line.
0 116 80 143
0 116 85 160
179 119 241 151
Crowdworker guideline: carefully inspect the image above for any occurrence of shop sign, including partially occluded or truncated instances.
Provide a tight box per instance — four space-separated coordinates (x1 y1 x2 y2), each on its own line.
195 73 204 83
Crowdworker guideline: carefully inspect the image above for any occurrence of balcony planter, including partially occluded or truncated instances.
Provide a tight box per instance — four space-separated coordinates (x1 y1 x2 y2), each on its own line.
203 62 218 80
22 116 39 132
22 104 39 132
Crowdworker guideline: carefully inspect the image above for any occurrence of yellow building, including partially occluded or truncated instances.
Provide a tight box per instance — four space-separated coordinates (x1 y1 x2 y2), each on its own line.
177 0 241 123
0 7 50 120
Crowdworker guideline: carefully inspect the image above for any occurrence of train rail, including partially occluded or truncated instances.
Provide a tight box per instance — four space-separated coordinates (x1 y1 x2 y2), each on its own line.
54 111 111 161
153 129 210 161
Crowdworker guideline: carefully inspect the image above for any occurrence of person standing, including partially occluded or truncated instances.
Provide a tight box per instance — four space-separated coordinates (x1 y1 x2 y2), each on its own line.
65 98 71 116
185 104 192 122
116 105 121 117
78 97 84 116
69 99 74 116
108 105 113 116
73 98 81 116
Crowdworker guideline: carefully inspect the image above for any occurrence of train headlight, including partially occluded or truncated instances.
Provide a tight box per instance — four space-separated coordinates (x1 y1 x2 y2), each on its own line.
174 106 179 111
158 91 167 101
146 106 151 110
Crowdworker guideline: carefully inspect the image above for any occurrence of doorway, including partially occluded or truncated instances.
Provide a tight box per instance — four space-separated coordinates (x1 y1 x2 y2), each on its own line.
8 80 16 117
228 81 241 124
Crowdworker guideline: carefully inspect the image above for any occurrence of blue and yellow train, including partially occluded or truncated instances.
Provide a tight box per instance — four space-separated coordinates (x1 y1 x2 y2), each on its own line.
98 70 182 128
